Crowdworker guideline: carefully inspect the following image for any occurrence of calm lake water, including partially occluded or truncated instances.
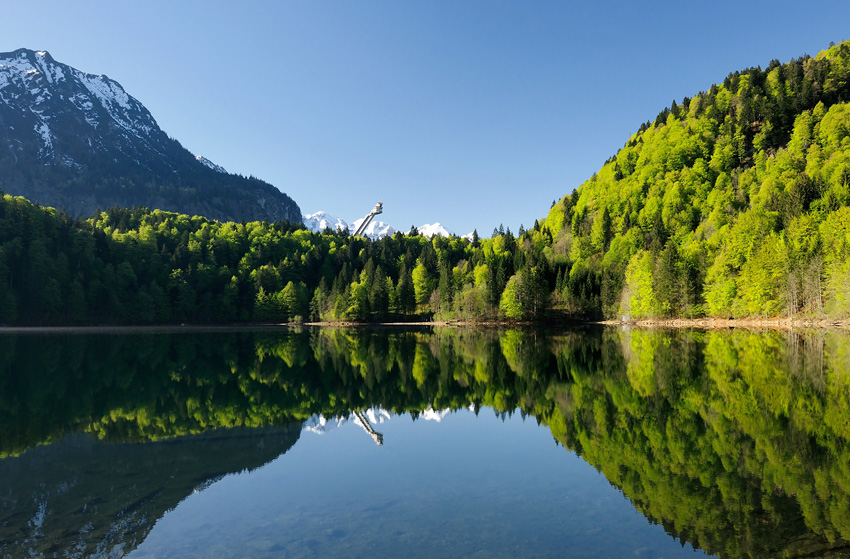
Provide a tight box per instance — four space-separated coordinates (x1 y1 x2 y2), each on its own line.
2 326 850 558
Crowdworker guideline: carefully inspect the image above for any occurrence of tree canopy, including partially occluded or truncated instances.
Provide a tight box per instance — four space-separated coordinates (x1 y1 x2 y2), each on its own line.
2 41 850 324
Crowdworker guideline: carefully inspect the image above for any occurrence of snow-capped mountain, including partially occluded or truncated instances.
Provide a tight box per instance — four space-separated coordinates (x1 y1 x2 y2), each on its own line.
302 211 349 233
302 210 397 239
303 210 453 240
417 222 453 237
0 48 300 222
303 407 393 435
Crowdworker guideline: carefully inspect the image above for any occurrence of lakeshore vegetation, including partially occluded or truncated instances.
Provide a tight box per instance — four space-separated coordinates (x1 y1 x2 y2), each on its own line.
1 41 850 325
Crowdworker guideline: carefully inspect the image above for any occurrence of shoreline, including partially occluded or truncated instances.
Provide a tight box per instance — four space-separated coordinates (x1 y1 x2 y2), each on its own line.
0 321 539 334
597 317 850 330
0 317 848 334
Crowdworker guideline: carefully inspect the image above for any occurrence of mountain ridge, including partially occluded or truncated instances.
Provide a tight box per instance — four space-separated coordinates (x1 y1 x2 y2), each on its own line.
0 48 301 223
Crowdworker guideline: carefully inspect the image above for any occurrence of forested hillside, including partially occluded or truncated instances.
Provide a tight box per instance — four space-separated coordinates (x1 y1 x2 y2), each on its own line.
1 41 849 325
541 40 850 319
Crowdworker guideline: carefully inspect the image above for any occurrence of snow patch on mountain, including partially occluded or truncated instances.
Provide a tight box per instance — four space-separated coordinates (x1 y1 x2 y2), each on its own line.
196 155 227 174
77 72 131 110
1 48 160 156
34 121 52 155
0 53 40 88
34 51 62 84
417 223 453 237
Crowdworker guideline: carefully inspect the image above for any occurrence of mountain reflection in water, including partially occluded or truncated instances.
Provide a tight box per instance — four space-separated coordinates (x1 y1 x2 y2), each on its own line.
1 327 850 558
0 428 301 558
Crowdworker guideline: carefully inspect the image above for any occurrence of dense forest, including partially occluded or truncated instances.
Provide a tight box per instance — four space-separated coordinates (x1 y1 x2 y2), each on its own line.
3 327 850 558
1 40 850 324
542 40 850 319
0 194 550 324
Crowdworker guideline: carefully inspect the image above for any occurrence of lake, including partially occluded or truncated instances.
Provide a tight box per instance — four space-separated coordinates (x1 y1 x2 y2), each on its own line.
1 326 850 558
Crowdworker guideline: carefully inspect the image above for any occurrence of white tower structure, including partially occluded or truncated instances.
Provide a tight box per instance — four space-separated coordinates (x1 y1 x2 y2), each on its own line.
352 202 383 236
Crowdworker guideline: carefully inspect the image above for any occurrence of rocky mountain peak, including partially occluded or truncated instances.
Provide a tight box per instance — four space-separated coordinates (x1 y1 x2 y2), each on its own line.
0 48 301 223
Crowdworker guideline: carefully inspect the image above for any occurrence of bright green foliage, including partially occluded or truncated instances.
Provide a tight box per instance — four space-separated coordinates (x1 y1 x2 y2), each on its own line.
623 250 656 317
412 259 435 308
3 42 850 323
0 191 542 324
499 275 523 319
540 40 850 318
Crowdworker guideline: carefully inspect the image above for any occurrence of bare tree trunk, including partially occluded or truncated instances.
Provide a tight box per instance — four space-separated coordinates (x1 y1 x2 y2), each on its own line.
786 270 799 318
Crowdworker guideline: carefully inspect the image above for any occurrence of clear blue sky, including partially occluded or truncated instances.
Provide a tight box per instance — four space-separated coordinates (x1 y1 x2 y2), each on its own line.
3 1 849 235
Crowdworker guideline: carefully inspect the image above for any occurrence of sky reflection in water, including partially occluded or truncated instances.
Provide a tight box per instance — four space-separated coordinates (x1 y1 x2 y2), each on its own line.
4 326 850 558
130 408 706 559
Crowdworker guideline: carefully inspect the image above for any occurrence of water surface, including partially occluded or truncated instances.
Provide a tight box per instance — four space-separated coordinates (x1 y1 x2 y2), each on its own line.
2 327 850 558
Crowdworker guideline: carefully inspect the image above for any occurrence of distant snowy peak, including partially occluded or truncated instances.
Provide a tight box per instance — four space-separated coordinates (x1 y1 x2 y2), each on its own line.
302 407 392 435
417 223 453 237
303 211 349 233
302 414 348 435
196 155 227 174
302 407 450 436
302 211 396 239
303 210 458 240
419 408 450 422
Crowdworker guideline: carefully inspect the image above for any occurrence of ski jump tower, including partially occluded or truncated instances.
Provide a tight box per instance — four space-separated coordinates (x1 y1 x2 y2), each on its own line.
352 202 383 236
352 409 384 445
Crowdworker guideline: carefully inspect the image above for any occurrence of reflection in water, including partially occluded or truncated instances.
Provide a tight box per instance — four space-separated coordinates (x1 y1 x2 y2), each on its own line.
0 428 301 559
352 409 384 445
0 327 849 557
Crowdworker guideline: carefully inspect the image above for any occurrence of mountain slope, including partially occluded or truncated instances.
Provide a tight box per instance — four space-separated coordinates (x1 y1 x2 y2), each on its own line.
538 40 850 319
0 48 300 222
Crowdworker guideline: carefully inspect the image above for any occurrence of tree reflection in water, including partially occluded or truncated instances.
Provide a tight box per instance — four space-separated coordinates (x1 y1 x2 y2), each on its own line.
1 326 850 558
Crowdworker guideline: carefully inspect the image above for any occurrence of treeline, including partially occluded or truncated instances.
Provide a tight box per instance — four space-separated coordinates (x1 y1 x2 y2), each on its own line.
0 195 553 324
2 41 850 324
540 40 850 318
